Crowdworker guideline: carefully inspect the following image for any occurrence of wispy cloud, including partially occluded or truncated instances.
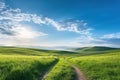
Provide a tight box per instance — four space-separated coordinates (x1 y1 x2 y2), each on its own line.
45 18 92 34
0 2 5 11
0 1 92 46
74 33 120 48
99 32 120 47
0 2 47 46
71 35 108 47
0 1 91 35
102 32 120 39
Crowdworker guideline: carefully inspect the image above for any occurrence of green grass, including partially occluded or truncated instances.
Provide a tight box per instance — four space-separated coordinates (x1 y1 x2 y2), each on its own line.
0 46 120 80
0 46 77 56
45 58 76 80
72 46 120 56
0 47 47 56
75 46 117 52
69 51 120 80
0 55 58 80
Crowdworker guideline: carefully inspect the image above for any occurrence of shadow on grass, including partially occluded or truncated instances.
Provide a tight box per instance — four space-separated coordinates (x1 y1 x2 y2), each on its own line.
5 59 59 80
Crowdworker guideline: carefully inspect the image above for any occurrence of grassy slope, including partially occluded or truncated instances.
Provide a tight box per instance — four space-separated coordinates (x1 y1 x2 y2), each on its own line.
0 46 120 80
45 58 76 80
74 46 119 56
75 46 117 51
0 55 58 80
69 50 120 80
0 47 77 80
0 46 77 56
1 46 118 56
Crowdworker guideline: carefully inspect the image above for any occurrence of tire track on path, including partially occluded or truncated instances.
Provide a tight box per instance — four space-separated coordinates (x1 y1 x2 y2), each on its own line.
72 65 86 80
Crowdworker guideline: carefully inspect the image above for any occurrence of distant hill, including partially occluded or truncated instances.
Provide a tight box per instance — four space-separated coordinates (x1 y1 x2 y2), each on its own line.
75 46 117 51
74 46 119 55
0 46 76 56
0 46 120 56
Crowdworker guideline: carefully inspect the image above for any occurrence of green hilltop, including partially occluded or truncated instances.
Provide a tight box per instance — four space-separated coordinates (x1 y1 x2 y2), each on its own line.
0 46 120 80
0 46 120 56
0 46 77 56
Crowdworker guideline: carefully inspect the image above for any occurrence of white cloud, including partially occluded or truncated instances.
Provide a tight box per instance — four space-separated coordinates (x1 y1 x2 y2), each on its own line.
0 2 92 35
0 2 5 11
0 2 48 46
45 17 66 31
11 26 47 39
0 1 92 47
98 32 120 47
45 18 92 34
102 32 120 39
0 24 47 46
73 33 120 48
77 35 103 43
0 8 45 23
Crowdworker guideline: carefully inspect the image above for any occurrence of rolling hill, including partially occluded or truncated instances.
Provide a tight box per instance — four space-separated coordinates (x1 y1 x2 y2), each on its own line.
0 46 120 56
0 46 77 56
0 46 120 80
73 46 120 55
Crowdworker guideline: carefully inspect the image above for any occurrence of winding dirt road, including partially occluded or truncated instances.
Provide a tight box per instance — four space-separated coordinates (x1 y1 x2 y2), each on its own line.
72 66 86 80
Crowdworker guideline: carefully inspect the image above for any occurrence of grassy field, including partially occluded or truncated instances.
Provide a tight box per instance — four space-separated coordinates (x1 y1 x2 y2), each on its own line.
0 46 120 80
45 58 76 80
0 55 58 80
0 46 77 56
69 51 120 80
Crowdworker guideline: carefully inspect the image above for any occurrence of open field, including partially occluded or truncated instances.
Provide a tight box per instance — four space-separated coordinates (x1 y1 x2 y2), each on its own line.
0 46 120 80
69 51 120 80
0 55 58 80
0 47 77 56
45 58 76 80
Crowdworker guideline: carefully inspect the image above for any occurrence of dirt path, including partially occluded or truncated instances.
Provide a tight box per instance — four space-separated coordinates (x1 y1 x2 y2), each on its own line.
41 61 58 80
72 66 86 80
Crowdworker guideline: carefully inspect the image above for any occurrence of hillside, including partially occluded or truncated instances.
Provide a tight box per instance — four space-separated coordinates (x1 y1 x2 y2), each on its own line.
0 46 120 57
0 46 120 80
0 46 76 56
69 47 120 80
73 46 120 55
75 46 118 51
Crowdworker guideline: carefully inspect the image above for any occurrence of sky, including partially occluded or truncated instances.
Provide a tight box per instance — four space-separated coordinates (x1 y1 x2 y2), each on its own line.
0 0 120 48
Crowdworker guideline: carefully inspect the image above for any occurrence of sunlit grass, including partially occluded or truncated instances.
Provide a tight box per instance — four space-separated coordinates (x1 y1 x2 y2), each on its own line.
0 55 58 80
0 47 120 80
69 51 120 80
45 58 76 80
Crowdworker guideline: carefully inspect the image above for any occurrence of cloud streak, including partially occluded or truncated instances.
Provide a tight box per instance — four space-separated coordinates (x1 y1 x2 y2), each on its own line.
0 1 91 35
45 18 92 34
75 32 120 48
102 32 120 39
0 2 5 11
0 2 47 46
0 1 92 46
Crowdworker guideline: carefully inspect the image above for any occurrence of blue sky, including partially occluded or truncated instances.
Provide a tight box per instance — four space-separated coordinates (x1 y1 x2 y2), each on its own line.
0 0 120 48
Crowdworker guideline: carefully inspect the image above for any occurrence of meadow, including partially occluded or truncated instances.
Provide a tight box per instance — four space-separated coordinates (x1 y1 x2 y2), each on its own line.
0 55 58 80
0 46 120 80
45 58 76 80
69 51 120 80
